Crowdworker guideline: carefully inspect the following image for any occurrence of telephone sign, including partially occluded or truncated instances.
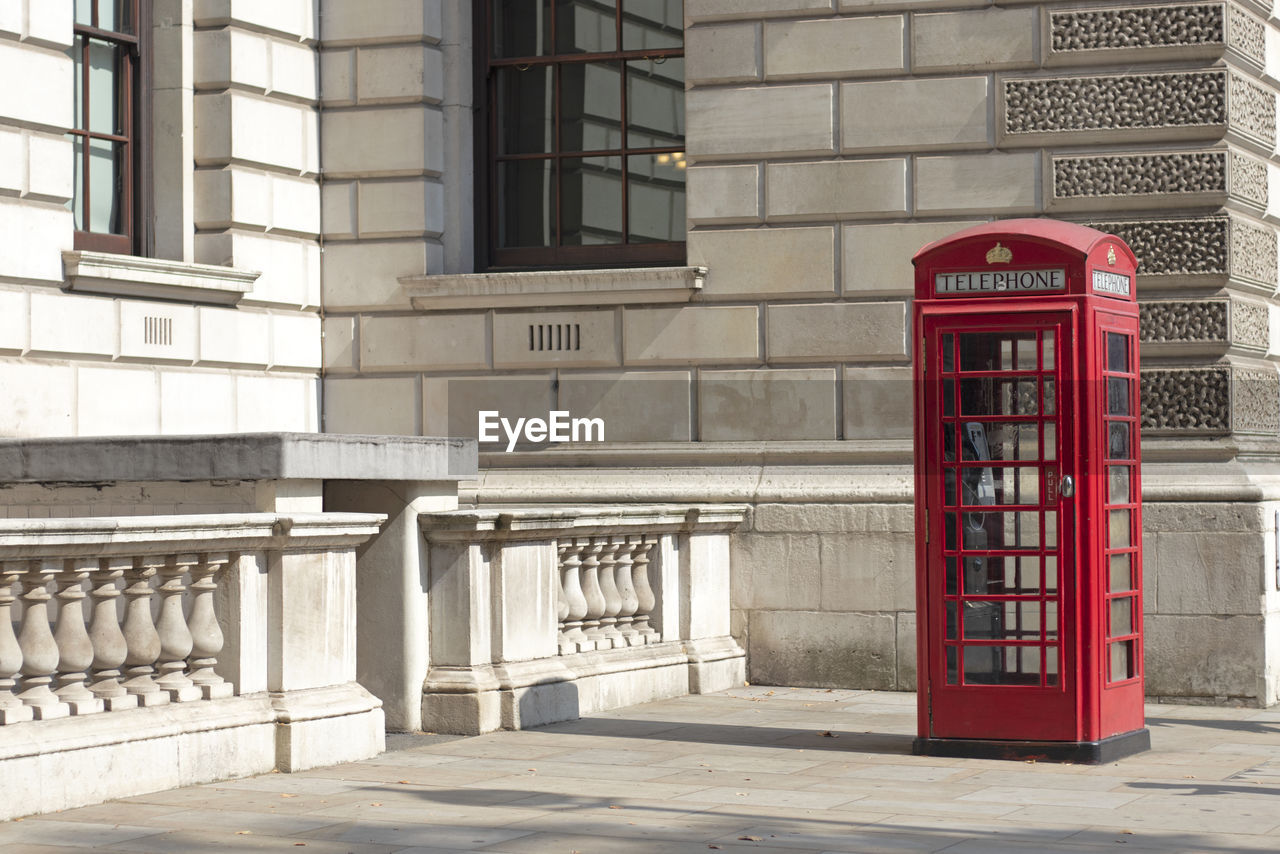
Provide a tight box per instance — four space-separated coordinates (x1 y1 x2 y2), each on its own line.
911 219 1148 763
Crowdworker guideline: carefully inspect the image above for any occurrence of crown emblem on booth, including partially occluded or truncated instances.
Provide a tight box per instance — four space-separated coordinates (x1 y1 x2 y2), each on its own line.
985 242 1013 264
1107 246 1117 266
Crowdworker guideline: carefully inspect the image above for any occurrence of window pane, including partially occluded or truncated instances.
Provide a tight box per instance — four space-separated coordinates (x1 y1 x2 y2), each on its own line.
622 0 682 49
941 333 954 372
964 645 1040 686
560 61 622 152
1109 640 1135 681
1108 422 1130 459
626 57 684 147
87 137 123 233
496 66 554 154
88 38 120 135
1109 552 1133 592
1107 332 1130 373
70 36 84 128
985 466 1039 505
627 153 685 243
1108 465 1130 504
556 0 617 53
1109 597 1133 636
492 0 552 57
497 159 555 248
561 156 622 245
959 378 1038 416
1043 422 1056 461
1109 509 1131 549
75 0 93 26
70 135 85 229
1107 376 1130 415
97 0 132 34
959 333 1036 372
1041 330 1054 370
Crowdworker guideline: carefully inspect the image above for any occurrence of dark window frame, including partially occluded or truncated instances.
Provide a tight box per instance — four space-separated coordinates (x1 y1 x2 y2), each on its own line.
475 2 686 271
70 0 151 256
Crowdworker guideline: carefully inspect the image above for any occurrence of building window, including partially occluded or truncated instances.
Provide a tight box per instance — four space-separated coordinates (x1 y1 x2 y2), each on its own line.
70 0 148 255
480 1 685 270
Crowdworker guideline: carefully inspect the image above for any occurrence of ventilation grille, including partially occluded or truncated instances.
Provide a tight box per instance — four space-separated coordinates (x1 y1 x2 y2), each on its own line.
144 316 173 346
529 323 580 351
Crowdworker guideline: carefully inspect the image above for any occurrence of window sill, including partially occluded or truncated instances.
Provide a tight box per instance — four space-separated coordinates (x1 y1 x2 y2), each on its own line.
62 251 260 305
401 266 706 311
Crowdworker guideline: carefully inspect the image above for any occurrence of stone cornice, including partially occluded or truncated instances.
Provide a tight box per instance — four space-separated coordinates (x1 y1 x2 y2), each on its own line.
62 251 260 304
402 266 706 310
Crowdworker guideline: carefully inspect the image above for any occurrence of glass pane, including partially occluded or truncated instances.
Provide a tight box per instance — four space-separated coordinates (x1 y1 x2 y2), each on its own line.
1108 422 1130 459
945 468 957 506
986 466 1039 505
87 137 122 233
1110 597 1134 637
941 333 954 372
1043 422 1056 461
75 0 93 26
945 601 958 640
627 57 685 147
962 511 1040 550
627 153 685 243
1107 377 1130 415
70 135 84 229
561 61 622 152
1107 332 1130 373
1109 552 1133 592
959 333 1037 372
622 0 683 50
944 512 956 550
88 38 120 135
963 600 1042 641
946 646 958 684
1044 511 1057 548
1108 466 1130 504
1042 379 1055 415
493 0 552 57
1109 640 1135 681
1046 645 1059 686
496 66 554 154
1045 554 1058 593
959 378 1037 416
965 554 1036 596
942 379 954 417
1109 509 1131 549
1044 602 1059 639
944 424 955 461
1041 330 1054 371
562 155 623 245
964 645 1040 686
70 36 84 129
557 0 617 53
497 159 555 248
945 556 957 596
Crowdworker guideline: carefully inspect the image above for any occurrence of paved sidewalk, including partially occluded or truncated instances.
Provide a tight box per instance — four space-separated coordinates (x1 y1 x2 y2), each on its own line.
3 688 1279 853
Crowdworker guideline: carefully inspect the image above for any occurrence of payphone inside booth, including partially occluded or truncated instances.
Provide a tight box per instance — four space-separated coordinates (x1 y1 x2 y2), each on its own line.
911 220 1149 763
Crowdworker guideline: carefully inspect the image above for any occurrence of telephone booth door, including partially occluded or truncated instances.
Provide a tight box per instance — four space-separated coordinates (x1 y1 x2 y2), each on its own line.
922 311 1078 742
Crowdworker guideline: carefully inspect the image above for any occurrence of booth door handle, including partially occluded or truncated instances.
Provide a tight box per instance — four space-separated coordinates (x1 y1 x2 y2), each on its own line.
1059 475 1075 499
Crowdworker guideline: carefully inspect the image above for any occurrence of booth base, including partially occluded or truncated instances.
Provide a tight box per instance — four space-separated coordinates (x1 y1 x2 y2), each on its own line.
913 729 1150 764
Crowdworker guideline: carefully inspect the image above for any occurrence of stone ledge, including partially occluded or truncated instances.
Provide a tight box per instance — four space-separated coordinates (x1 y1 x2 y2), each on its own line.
62 251 260 304
0 432 477 483
419 503 749 540
403 266 706 310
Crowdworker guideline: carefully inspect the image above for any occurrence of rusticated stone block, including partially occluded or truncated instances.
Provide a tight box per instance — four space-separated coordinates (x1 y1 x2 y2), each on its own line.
1232 367 1280 432
1051 151 1226 209
1085 215 1276 288
1231 300 1269 349
1140 367 1230 431
1229 216 1277 287
1139 301 1228 344
746 610 898 689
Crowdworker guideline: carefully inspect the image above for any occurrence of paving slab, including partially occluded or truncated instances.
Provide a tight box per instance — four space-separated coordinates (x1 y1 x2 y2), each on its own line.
4 690 1280 853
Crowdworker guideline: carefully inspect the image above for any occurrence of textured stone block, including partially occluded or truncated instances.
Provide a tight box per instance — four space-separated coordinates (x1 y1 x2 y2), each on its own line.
915 152 1040 214
0 362 73 437
321 239 432 309
687 164 760 224
320 48 356 106
747 610 898 689
322 315 356 371
767 301 906 362
700 367 837 440
322 106 444 177
321 0 443 44
1049 149 1266 213
686 23 759 84
1047 4 1262 68
29 292 115 357
493 309 619 369
765 159 906 220
845 365 913 440
422 374 555 441
359 178 444 238
358 45 444 104
0 41 72 128
360 313 487 370
194 0 316 40
270 39 318 101
818 532 915 611
26 133 74 201
624 305 759 365
26 0 73 47
236 374 317 432
1144 614 1263 700
843 220 983 295
77 367 160 435
753 502 914 533
324 376 419 435
321 181 356 239
0 198 70 282
271 313 322 369
841 76 989 152
557 371 693 441
119 302 197 362
687 84 834 158
764 15 904 79
196 230 321 308
913 8 1036 72
159 371 237 434
198 306 270 367
687 0 835 21
1153 530 1264 615
731 532 822 611
688 226 835 297
0 289 25 352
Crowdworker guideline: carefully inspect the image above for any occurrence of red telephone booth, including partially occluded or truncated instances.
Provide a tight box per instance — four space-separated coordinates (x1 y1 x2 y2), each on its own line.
911 219 1148 763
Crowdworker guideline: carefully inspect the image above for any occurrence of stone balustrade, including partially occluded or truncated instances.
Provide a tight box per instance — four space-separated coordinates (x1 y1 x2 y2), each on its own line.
420 504 748 734
0 512 386 820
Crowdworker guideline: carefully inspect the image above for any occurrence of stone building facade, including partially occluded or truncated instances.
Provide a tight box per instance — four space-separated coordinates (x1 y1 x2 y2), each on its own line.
1 0 1279 708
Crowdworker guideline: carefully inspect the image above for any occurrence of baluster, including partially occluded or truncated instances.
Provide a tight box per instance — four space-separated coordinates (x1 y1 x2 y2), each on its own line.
121 556 169 706
579 538 606 649
54 558 103 715
555 543 571 653
0 561 33 724
596 537 623 648
614 535 641 646
17 559 70 719
155 554 201 702
187 553 234 699
89 557 137 711
559 541 589 653
631 536 659 642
